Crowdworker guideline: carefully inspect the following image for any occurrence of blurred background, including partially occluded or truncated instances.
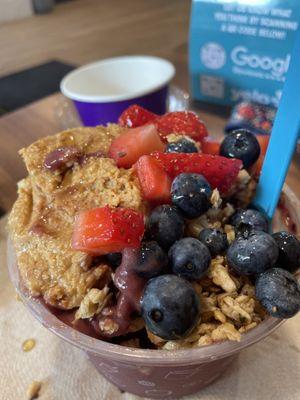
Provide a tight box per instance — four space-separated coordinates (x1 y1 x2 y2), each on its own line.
0 0 189 115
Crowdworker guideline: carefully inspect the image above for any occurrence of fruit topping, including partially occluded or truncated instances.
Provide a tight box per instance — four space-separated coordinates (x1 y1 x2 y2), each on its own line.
198 228 229 257
153 152 242 194
141 274 200 340
109 124 165 168
146 205 185 249
134 155 171 204
227 230 279 275
272 231 300 273
230 209 269 235
165 138 198 153
255 268 300 318
118 104 158 128
72 206 144 255
171 173 212 219
133 241 168 279
220 129 260 168
168 237 211 280
251 134 270 177
256 134 270 155
156 111 208 142
201 137 220 155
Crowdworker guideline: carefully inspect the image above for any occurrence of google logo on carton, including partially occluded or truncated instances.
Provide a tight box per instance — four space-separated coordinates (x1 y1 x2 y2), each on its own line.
231 46 290 79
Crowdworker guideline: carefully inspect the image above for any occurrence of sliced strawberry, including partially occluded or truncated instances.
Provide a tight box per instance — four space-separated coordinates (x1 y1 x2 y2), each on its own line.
251 135 270 178
256 134 270 155
156 111 208 142
119 105 158 128
134 155 171 204
152 152 242 194
201 137 220 155
72 206 144 255
109 124 165 168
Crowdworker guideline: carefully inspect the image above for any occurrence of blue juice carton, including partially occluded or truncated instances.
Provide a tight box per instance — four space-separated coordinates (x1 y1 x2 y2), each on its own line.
189 0 300 108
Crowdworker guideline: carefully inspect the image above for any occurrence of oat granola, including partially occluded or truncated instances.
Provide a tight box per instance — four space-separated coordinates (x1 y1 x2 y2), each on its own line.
151 254 265 349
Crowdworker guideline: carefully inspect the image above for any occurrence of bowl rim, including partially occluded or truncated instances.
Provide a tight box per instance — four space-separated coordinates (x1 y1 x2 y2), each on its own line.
8 185 299 366
60 55 175 103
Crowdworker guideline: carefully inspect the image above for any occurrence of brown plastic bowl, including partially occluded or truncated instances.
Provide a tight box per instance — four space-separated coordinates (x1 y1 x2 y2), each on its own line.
7 185 300 399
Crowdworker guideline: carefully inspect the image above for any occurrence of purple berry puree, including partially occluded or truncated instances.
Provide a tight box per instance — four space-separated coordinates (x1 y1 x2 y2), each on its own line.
92 248 147 338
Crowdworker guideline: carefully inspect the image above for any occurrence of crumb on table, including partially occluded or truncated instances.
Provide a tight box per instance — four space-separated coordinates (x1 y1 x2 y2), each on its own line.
26 381 42 400
22 339 36 352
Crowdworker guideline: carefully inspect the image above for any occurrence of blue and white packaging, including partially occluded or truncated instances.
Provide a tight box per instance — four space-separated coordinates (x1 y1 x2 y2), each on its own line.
189 0 300 107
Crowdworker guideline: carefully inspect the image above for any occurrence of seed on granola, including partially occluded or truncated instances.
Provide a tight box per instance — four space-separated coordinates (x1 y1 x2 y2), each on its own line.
22 339 36 352
26 381 42 400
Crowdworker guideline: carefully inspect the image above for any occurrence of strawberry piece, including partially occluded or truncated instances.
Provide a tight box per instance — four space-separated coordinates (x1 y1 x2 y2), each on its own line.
134 155 171 204
251 135 270 178
72 206 144 255
119 105 158 128
156 111 208 142
252 156 264 179
109 124 165 168
152 152 242 194
256 134 270 155
201 137 220 155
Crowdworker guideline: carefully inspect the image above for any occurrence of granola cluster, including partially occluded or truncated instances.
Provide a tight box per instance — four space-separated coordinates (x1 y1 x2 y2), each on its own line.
148 255 265 350
8 125 144 309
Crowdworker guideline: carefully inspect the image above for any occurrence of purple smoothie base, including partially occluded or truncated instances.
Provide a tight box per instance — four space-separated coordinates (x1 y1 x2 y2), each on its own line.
73 86 168 126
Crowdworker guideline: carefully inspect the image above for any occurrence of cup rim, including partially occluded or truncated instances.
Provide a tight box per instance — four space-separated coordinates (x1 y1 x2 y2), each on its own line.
60 56 175 103
7 185 298 366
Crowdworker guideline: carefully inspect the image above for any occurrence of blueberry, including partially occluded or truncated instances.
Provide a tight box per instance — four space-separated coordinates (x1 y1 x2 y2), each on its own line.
134 241 168 279
272 231 300 273
220 129 260 168
106 252 122 268
230 209 269 235
227 230 278 275
165 139 198 154
141 275 200 340
146 205 185 249
169 237 211 280
255 268 300 318
171 173 212 219
198 228 228 257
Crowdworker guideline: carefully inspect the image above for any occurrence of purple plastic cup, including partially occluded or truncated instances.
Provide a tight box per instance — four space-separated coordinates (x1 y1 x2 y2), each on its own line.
60 56 175 126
